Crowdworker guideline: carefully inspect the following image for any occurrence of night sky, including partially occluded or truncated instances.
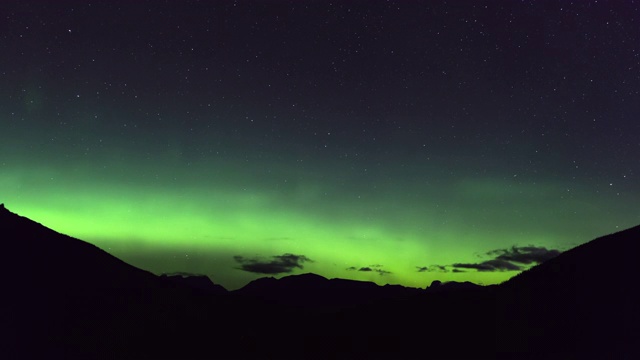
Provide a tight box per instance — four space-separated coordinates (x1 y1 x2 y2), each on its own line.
2 0 639 290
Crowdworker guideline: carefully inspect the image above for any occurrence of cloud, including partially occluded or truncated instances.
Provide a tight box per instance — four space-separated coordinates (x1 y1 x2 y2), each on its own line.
373 269 392 276
346 264 392 276
489 246 561 264
420 245 561 273
233 253 312 274
161 271 205 277
453 259 522 272
416 265 448 273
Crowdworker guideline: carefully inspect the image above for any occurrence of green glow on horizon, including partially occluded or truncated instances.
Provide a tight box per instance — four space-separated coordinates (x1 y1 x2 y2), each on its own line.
2 161 638 290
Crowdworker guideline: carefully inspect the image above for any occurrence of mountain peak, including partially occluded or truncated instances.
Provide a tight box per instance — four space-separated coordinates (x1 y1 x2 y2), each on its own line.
0 203 14 219
0 203 17 217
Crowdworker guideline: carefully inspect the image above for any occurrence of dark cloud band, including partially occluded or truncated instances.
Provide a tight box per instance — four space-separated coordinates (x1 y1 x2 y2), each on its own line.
233 253 312 274
419 246 561 273
346 264 392 276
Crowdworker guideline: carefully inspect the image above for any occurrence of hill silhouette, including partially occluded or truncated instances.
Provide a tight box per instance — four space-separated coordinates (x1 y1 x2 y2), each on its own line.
1 203 233 358
160 273 228 295
495 224 640 356
2 203 638 359
235 272 421 311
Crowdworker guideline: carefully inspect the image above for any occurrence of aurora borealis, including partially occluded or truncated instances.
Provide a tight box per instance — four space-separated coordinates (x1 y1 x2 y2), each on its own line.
2 1 639 290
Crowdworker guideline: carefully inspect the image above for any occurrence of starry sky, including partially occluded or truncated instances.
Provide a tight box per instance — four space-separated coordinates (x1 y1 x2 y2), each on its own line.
2 0 639 290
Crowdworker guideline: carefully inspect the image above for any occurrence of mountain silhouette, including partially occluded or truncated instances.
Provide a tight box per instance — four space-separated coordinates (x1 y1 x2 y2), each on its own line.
3 203 638 359
235 272 421 310
1 204 239 359
495 224 640 356
425 280 483 292
1 203 163 293
160 273 228 295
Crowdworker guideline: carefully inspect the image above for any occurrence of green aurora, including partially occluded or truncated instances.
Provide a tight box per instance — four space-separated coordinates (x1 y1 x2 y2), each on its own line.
2 1 639 290
2 154 636 290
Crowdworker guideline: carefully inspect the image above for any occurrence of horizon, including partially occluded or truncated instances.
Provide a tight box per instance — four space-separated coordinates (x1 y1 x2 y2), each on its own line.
2 1 639 291
3 202 635 291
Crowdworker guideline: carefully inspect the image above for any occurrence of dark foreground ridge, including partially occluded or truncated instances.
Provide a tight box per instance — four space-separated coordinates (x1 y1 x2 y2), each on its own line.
2 203 639 359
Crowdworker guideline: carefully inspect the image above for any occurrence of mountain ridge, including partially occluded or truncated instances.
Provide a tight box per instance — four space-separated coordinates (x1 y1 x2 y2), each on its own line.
3 203 638 358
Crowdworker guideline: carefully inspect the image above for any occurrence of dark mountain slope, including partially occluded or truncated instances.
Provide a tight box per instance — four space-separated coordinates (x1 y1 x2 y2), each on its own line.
0 204 240 359
3 202 639 359
504 224 640 291
325 226 640 358
495 225 640 357
1 203 162 292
